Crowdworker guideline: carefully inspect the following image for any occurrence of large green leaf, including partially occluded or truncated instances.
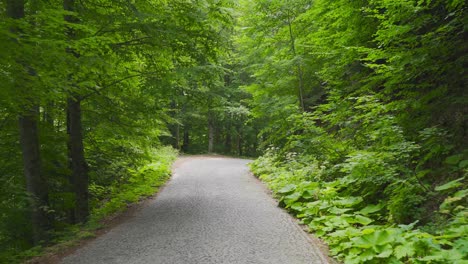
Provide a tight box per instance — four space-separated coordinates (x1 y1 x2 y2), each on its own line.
435 177 465 191
352 230 395 248
358 204 384 215
301 189 317 200
375 244 393 258
351 215 374 226
445 154 463 165
459 160 468 169
277 184 296 194
328 207 352 215
334 196 363 207
289 202 304 212
284 192 302 204
394 244 415 259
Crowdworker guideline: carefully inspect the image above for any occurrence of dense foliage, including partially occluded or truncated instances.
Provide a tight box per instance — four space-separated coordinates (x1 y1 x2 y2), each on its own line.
239 0 467 263
0 0 246 262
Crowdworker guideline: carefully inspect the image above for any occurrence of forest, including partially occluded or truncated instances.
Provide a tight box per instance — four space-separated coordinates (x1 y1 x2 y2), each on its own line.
0 0 466 263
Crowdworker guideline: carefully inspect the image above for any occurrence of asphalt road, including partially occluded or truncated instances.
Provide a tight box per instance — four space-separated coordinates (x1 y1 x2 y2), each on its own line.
61 156 328 264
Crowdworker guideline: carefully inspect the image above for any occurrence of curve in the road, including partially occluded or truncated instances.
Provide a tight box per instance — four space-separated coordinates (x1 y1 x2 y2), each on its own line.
61 156 329 264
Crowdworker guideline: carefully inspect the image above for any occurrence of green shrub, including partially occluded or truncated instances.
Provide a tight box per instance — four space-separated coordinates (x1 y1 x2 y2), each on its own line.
251 152 468 263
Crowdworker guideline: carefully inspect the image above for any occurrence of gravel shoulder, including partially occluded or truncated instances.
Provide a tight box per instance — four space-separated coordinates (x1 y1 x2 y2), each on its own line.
61 156 330 264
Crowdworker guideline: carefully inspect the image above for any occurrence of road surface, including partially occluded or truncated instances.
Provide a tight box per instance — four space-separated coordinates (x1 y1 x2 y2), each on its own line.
61 156 329 264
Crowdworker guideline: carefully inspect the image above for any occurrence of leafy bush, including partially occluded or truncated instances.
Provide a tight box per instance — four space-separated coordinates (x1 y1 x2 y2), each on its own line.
88 146 177 227
251 151 468 263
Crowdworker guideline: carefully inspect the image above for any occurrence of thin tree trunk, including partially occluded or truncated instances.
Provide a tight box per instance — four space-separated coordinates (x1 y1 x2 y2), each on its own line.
237 128 243 156
64 0 89 223
182 126 190 152
287 10 305 111
297 65 305 111
8 0 50 244
174 124 180 149
42 102 55 127
225 123 232 154
170 100 180 149
208 116 214 153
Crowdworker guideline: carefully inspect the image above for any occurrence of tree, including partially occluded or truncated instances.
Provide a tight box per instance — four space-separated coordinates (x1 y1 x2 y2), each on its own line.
63 0 89 224
6 0 50 245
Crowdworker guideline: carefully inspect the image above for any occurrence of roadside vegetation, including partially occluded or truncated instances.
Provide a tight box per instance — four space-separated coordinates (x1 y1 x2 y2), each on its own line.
6 147 177 263
240 0 467 263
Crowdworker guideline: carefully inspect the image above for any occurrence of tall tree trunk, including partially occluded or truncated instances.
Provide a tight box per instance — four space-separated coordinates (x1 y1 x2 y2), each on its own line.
67 96 89 223
64 0 89 223
65 106 75 224
19 107 50 244
8 0 50 244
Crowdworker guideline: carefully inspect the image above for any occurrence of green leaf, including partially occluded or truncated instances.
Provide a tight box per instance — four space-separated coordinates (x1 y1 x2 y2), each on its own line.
352 230 395 248
326 215 351 228
398 220 419 231
435 177 465 191
453 237 468 256
459 160 468 169
358 204 384 215
328 229 347 238
328 207 352 215
446 225 468 237
394 244 415 259
359 248 376 262
284 192 302 205
290 202 304 212
445 154 463 165
376 244 393 258
301 189 316 199
454 189 468 199
352 215 374 226
334 196 363 207
278 184 296 194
